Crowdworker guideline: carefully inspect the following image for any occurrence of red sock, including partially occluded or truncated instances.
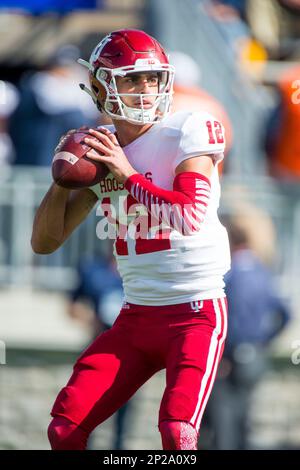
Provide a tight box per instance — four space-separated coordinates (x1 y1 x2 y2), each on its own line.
159 420 198 450
48 416 88 450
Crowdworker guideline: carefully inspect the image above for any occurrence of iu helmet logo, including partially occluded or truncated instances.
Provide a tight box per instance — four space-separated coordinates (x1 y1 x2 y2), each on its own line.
90 36 112 65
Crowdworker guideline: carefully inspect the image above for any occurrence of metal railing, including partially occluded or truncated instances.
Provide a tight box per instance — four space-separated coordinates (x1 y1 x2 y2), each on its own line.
0 166 104 289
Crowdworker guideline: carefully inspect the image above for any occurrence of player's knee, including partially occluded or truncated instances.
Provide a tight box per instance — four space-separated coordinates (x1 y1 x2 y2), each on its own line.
159 420 198 450
48 416 88 450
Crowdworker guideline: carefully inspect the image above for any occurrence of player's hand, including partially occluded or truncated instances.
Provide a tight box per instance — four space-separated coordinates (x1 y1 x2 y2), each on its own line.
84 128 137 183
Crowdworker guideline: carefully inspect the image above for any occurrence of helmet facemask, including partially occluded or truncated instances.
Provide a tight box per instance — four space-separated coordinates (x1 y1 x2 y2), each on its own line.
100 65 174 125
79 59 175 125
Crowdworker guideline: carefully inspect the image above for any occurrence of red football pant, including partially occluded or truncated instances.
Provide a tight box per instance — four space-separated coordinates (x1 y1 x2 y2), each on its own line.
50 298 227 449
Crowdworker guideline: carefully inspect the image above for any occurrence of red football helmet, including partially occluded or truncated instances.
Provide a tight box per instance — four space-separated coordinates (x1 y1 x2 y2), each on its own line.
78 29 175 125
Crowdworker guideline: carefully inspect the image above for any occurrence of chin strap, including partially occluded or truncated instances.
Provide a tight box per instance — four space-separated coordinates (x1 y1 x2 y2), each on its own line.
79 83 103 112
77 58 93 71
79 83 94 99
78 58 102 110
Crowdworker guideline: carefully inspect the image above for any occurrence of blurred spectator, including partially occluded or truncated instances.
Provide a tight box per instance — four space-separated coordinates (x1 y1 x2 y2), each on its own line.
68 250 124 336
206 0 251 57
238 36 268 81
265 63 300 181
212 0 248 17
248 0 300 59
0 0 102 15
224 203 277 267
206 1 269 80
0 80 19 173
9 44 98 166
170 51 233 162
67 248 132 450
205 213 290 449
0 80 19 264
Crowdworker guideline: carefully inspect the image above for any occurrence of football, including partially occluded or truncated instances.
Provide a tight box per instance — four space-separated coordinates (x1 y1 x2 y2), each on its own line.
52 129 109 189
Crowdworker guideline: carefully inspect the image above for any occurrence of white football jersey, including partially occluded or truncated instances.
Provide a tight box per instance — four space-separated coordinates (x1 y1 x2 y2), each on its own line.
90 110 231 305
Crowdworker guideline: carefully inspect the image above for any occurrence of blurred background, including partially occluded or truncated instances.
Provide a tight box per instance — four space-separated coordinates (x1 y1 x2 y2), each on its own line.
1 0 300 450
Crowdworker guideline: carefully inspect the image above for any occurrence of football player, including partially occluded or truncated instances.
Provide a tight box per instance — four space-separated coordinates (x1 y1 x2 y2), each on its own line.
31 29 230 450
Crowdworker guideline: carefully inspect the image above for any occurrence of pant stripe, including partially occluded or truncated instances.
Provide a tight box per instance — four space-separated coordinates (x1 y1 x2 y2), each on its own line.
190 297 227 430
190 298 223 426
194 298 228 430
